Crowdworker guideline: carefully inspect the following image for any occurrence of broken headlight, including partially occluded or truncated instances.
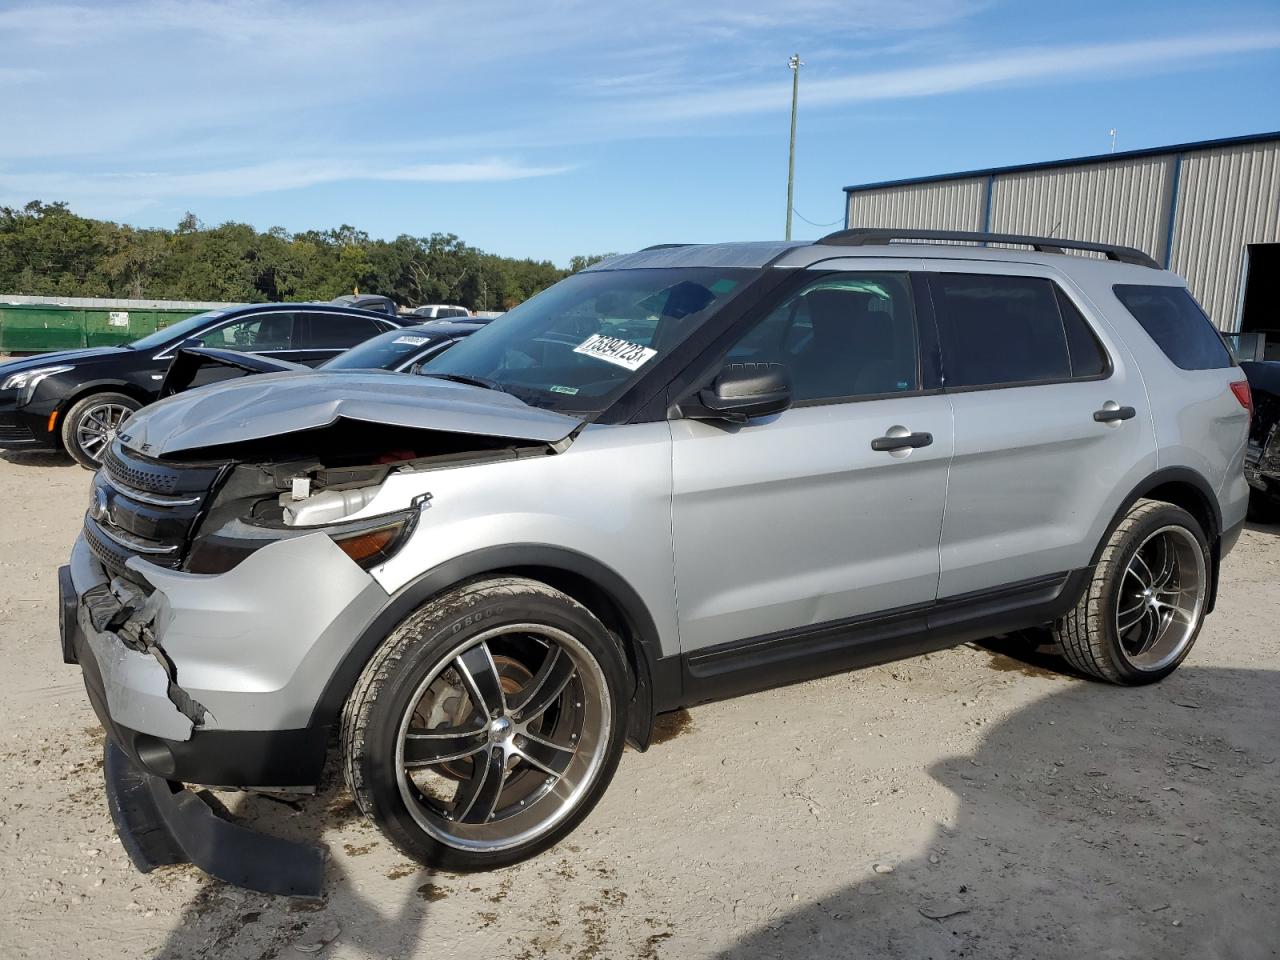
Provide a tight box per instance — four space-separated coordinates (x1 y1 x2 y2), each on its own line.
185 508 418 575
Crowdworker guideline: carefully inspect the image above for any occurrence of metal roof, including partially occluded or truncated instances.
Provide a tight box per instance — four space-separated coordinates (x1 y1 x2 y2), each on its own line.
843 130 1280 194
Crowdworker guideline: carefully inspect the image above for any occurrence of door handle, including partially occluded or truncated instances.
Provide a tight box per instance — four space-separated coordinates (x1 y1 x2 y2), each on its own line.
1093 404 1136 423
871 430 933 452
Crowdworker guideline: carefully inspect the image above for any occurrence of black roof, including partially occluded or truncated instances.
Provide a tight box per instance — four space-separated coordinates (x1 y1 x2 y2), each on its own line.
397 321 485 337
843 130 1280 193
211 302 397 318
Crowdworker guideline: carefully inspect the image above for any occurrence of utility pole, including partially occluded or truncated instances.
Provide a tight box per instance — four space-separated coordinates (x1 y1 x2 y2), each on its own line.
786 53 802 240
1109 128 1118 153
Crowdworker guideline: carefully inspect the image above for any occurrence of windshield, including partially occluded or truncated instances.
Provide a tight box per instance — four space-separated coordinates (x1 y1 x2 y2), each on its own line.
128 310 227 351
420 268 749 415
321 328 452 370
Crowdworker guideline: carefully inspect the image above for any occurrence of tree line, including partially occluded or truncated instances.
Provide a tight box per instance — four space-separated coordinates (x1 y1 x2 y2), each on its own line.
0 201 611 310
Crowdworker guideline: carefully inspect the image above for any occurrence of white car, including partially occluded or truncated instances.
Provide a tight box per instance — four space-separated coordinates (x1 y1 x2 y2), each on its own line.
410 304 471 320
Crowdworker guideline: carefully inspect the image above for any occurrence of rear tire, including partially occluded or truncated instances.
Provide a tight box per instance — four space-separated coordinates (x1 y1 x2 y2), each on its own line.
61 392 140 469
1054 499 1210 684
341 576 629 871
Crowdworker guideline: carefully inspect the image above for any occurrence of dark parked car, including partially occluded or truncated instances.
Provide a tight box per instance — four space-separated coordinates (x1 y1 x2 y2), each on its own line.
0 303 397 468
1240 360 1280 519
160 321 484 396
330 294 401 318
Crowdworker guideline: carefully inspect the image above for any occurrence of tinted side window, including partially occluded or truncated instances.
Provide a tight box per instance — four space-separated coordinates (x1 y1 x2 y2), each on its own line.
727 273 918 403
307 312 385 349
1112 285 1232 370
203 312 295 350
934 274 1069 388
1056 287 1109 378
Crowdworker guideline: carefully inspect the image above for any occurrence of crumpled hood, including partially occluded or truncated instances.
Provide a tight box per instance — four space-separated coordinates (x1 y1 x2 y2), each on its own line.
0 346 126 375
119 370 584 456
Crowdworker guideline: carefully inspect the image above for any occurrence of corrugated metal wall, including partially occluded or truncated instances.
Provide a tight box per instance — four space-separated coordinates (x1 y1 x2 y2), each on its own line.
846 178 986 232
844 136 1280 330
988 156 1174 261
1169 140 1280 330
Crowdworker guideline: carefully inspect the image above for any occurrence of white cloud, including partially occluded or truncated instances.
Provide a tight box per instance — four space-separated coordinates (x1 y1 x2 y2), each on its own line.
0 0 1275 220
615 32 1280 123
0 157 574 207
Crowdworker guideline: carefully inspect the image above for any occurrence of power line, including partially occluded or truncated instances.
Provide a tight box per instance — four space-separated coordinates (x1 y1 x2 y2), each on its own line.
791 209 844 228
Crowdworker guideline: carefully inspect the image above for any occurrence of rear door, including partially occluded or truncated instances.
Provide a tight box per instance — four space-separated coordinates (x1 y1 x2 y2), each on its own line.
670 265 954 664
299 311 391 366
925 262 1157 598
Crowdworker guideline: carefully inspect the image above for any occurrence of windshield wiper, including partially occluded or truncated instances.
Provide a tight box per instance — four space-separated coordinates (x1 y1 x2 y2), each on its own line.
419 372 504 392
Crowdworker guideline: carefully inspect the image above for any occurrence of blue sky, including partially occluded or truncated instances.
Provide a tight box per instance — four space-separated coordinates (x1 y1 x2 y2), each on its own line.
0 0 1277 265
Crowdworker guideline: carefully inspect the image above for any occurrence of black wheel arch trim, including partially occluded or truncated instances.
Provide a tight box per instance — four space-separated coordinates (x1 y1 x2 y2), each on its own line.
308 544 673 750
57 380 155 415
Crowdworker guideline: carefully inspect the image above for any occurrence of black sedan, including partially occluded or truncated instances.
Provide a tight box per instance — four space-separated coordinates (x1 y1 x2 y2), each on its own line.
0 303 396 468
159 320 484 397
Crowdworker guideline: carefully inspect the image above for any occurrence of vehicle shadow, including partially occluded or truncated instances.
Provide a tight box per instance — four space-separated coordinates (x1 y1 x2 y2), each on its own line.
0 448 75 467
714 664 1280 959
149 781 443 959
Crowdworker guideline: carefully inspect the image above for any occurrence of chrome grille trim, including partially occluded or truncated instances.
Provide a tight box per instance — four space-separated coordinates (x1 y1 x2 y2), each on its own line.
89 515 181 555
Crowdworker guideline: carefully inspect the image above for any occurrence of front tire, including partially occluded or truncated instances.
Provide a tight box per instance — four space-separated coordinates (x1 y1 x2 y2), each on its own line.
341 577 629 871
1054 499 1210 684
61 392 140 469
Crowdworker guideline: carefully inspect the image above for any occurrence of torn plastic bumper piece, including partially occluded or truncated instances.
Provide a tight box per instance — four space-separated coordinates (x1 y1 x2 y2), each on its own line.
104 740 326 898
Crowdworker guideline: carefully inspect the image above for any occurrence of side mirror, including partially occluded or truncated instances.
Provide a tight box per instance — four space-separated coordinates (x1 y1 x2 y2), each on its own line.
688 362 792 423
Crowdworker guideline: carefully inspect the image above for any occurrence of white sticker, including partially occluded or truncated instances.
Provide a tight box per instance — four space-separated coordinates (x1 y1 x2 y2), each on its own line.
550 384 579 395
108 311 130 328
571 334 656 371
393 335 430 346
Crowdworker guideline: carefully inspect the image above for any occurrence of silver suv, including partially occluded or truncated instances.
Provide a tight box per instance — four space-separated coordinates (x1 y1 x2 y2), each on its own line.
59 228 1250 894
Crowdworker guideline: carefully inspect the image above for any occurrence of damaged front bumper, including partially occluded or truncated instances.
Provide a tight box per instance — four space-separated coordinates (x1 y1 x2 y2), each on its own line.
61 532 388 787
60 530 392 894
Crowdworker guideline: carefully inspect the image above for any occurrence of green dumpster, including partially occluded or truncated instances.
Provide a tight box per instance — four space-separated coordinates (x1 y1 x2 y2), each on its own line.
0 304 207 353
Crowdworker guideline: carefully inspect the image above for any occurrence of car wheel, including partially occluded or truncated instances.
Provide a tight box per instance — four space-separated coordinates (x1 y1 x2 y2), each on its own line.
1054 499 1210 684
341 576 629 871
60 392 140 469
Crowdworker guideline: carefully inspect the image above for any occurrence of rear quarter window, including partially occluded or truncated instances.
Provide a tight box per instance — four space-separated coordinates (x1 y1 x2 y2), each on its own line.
1112 284 1233 370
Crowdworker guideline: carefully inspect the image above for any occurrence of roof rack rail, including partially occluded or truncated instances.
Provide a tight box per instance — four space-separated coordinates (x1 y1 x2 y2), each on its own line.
817 228 1160 269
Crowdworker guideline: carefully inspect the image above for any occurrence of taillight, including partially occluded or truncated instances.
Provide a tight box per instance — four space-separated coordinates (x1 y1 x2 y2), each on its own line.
1230 380 1252 416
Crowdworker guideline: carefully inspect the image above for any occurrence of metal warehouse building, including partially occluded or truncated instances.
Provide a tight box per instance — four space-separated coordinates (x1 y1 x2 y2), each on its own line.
843 131 1280 344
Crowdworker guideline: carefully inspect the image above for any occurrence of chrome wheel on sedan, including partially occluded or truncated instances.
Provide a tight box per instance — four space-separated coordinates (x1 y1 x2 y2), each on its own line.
61 391 141 469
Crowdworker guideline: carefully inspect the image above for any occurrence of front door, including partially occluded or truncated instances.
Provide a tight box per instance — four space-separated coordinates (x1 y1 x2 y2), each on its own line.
670 268 954 663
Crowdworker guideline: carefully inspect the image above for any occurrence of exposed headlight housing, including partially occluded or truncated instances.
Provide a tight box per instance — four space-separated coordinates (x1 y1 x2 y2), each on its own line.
185 508 418 575
2 365 74 404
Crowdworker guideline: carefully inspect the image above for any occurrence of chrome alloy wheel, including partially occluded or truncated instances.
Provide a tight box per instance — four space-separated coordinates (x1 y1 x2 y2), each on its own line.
1114 525 1206 671
394 623 611 852
75 402 132 463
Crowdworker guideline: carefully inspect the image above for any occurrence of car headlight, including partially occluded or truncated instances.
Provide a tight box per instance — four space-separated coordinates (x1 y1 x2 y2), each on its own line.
1 365 74 404
184 508 418 574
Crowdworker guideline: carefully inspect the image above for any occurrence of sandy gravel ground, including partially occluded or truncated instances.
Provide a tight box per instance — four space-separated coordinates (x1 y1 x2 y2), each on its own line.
0 449 1276 959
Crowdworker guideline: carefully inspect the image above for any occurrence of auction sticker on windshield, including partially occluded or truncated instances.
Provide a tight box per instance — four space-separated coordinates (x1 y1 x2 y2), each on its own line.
393 336 431 346
572 334 657 371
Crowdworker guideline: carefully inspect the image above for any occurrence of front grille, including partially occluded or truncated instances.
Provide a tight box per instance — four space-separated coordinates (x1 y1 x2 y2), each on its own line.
103 446 180 495
86 441 226 581
0 424 34 443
